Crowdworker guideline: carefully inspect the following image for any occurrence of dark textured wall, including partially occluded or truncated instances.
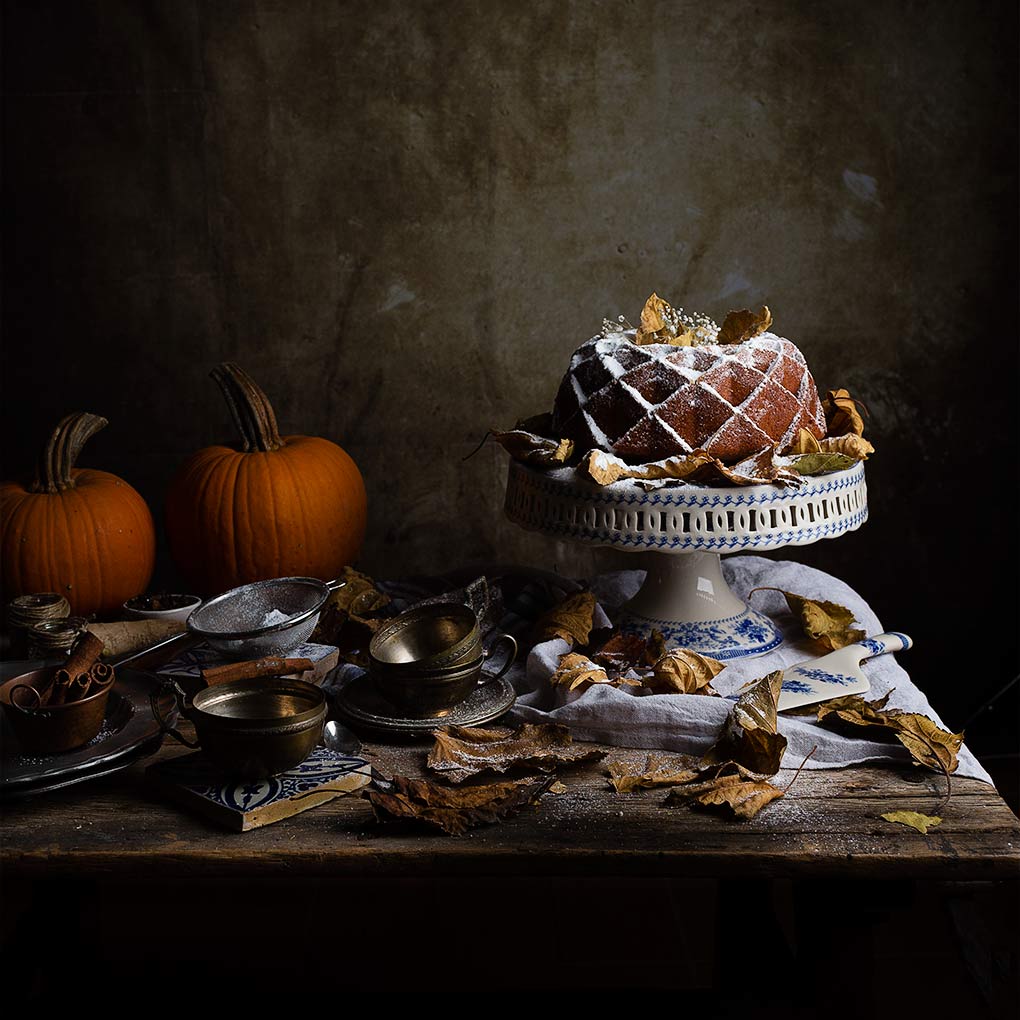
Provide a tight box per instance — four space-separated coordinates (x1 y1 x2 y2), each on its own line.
2 1 1017 746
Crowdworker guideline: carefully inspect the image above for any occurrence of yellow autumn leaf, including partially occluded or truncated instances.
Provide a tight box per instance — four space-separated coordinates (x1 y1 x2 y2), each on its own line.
819 434 874 460
533 591 598 647
881 810 942 834
750 587 863 651
549 652 641 692
607 754 702 793
716 306 773 345
789 428 822 455
647 648 726 695
664 773 785 820
633 293 717 346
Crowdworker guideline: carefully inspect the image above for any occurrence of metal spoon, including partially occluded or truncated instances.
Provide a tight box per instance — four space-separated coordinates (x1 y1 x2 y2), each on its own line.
321 718 362 756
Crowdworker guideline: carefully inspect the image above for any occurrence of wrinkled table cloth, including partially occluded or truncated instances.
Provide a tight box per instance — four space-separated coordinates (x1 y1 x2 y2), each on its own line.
323 554 990 784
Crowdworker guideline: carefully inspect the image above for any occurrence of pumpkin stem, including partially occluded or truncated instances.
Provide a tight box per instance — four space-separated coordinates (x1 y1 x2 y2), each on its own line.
30 412 109 493
211 363 285 453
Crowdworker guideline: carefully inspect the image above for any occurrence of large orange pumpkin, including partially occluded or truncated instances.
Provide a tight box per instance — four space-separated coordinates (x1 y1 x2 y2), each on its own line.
165 363 367 595
0 412 156 616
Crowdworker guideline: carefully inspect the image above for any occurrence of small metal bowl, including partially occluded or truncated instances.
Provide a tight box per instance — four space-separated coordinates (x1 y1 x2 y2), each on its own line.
369 602 481 672
0 667 112 754
152 675 326 778
187 577 340 659
124 593 202 625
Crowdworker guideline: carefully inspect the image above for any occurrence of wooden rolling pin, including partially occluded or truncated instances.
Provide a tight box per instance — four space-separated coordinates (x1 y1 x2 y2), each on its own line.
200 657 314 687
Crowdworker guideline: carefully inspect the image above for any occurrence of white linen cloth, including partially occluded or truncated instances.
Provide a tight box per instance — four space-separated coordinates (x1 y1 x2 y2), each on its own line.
508 555 992 784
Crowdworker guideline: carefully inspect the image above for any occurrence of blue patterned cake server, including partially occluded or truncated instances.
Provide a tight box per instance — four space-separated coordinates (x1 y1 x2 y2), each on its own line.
777 632 913 712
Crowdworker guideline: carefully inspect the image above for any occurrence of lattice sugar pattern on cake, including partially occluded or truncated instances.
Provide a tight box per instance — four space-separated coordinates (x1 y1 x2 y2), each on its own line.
552 331 827 463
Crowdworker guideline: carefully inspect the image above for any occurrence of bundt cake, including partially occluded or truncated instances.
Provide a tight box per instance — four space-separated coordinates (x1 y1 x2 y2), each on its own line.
550 300 827 464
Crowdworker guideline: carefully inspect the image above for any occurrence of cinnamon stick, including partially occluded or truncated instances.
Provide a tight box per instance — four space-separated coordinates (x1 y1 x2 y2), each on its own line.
200 657 314 687
46 631 105 705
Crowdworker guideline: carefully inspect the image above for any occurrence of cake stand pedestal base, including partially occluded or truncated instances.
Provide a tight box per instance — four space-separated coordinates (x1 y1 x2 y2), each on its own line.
616 550 782 660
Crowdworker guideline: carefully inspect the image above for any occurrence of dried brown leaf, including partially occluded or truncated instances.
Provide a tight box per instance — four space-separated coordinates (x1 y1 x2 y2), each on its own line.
633 293 716 346
549 652 642 692
664 774 785 820
892 715 963 776
750 587 863 651
533 591 598 647
822 388 866 437
490 426 574 467
716 306 773 345
583 448 714 486
365 774 554 836
880 810 942 834
314 566 391 641
788 428 822 455
592 632 649 671
815 693 962 779
711 447 803 487
607 753 702 793
645 629 669 664
426 722 607 784
647 648 726 695
703 671 788 776
819 434 874 460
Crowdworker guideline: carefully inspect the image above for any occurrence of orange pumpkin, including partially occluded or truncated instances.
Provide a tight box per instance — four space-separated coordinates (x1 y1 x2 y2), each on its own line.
0 412 156 617
165 363 367 595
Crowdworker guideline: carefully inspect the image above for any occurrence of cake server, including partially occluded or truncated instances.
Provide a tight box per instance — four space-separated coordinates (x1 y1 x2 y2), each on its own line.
777 632 913 713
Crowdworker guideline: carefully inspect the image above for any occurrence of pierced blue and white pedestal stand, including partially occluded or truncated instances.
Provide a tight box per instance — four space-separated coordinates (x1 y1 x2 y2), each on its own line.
504 459 868 661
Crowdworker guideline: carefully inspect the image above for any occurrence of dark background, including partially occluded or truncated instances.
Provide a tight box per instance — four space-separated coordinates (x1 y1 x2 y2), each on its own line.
2 1 1017 782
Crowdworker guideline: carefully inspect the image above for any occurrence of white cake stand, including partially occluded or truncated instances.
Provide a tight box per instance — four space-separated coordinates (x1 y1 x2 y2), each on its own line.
504 459 868 660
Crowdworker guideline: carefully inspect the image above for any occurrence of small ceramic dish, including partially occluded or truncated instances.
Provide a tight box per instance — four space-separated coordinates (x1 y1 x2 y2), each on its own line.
123 593 202 625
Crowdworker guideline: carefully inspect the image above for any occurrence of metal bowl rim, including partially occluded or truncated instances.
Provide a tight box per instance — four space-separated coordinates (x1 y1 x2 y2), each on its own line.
368 601 479 664
0 667 114 711
186 577 330 641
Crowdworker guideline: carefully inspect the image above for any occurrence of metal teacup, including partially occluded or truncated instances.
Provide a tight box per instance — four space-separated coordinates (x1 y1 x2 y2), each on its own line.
369 602 481 673
372 635 517 719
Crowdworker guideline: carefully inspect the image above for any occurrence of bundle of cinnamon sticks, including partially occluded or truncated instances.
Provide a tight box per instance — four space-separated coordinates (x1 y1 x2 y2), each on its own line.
16 632 115 711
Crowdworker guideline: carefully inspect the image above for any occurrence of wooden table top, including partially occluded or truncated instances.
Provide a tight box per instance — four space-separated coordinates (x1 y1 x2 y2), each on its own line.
3 730 1019 882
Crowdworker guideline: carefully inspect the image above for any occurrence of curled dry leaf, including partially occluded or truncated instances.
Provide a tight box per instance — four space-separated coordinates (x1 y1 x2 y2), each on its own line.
815 692 962 779
704 670 788 776
592 632 649 671
663 773 785 820
365 774 555 836
789 428 822 455
711 446 802 487
634 293 719 347
819 434 874 460
533 591 598 647
750 587 864 652
881 810 943 834
583 446 801 489
549 652 641 692
583 448 714 486
716 306 773 346
313 565 391 641
427 722 607 784
490 426 574 467
647 648 726 695
607 753 702 793
822 389 866 438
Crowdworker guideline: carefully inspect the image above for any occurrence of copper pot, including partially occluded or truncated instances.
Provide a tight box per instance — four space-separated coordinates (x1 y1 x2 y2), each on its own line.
0 667 111 754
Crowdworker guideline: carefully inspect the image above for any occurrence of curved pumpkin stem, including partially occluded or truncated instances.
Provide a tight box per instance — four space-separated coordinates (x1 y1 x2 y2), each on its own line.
30 412 109 494
211 363 285 453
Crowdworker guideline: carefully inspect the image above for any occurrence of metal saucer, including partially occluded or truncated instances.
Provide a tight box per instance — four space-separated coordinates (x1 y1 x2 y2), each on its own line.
331 668 516 739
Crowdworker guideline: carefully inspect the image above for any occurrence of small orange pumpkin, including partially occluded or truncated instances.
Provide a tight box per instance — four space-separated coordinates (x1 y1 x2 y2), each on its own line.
0 412 157 617
165 363 367 595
